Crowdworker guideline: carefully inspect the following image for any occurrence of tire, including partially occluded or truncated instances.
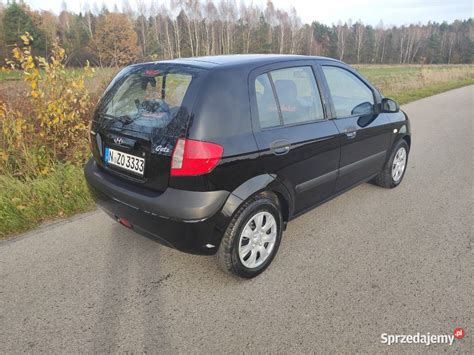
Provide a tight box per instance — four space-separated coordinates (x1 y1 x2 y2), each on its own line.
217 192 283 278
374 140 409 188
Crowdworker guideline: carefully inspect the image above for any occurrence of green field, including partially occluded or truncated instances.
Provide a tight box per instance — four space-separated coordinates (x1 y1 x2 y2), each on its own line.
1 64 473 239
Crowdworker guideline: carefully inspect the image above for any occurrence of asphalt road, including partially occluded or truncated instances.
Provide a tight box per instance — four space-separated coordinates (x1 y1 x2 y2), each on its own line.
1 86 472 353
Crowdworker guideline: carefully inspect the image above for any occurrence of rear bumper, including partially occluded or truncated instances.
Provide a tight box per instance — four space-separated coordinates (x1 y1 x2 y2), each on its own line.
84 158 230 254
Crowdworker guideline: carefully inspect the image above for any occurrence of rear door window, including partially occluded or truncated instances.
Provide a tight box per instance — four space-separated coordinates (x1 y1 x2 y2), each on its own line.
255 66 325 128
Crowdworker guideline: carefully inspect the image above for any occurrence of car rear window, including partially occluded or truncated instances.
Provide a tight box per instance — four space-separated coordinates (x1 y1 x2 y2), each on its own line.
97 64 203 134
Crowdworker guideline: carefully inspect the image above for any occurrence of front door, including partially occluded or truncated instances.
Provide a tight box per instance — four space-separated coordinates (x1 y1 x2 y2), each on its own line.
250 63 340 214
319 64 392 192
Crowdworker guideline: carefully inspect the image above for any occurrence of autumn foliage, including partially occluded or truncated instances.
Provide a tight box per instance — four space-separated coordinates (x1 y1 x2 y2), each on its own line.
95 13 139 67
0 33 93 178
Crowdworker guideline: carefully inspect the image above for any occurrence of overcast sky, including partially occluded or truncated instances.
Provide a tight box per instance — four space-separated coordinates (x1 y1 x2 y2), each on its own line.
24 0 474 26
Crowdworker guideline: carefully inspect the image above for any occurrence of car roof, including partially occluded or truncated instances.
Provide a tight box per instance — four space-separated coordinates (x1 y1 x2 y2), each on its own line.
156 54 342 70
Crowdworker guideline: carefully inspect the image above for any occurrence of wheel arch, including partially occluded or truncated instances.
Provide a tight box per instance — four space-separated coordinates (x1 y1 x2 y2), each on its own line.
219 174 293 225
402 135 411 150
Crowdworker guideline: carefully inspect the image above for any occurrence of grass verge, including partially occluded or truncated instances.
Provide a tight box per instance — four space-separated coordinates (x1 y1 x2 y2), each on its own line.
385 78 474 104
356 64 474 104
0 164 94 239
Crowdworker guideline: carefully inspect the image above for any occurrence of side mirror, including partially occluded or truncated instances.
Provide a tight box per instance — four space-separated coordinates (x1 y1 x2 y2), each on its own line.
351 101 374 115
381 98 399 113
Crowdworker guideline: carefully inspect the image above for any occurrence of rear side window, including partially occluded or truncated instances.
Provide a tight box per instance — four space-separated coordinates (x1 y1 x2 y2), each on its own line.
255 66 325 128
322 66 374 118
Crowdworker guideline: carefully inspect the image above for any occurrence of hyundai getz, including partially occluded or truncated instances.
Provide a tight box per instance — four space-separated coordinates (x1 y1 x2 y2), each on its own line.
85 55 411 278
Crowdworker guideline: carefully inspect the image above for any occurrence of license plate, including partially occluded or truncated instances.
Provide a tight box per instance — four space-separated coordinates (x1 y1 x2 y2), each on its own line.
104 147 145 176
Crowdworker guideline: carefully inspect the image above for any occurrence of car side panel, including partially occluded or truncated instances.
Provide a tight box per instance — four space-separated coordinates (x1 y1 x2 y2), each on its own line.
248 61 341 214
170 68 262 193
253 122 340 213
316 61 393 191
332 113 392 191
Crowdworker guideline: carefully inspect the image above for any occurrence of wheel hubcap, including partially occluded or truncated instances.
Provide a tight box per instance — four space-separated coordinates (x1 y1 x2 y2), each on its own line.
392 147 407 182
238 211 277 269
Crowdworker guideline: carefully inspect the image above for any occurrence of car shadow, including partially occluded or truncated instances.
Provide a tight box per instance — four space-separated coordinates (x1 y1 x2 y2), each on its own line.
91 222 242 351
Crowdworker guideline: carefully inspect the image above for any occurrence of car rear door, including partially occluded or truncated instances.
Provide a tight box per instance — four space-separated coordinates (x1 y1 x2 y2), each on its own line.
90 63 206 192
250 61 340 214
317 62 392 192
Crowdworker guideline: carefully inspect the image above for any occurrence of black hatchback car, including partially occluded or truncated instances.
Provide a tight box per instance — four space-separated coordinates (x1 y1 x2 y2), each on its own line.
85 54 411 278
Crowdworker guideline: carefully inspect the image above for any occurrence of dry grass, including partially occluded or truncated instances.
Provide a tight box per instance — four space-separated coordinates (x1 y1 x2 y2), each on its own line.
0 67 118 109
355 64 474 103
3 64 473 106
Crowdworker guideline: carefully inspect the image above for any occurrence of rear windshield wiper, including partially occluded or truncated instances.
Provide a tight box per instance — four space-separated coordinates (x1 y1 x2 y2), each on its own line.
99 112 135 125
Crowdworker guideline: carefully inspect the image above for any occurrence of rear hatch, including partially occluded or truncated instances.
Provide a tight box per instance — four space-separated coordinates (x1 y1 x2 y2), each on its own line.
90 63 206 192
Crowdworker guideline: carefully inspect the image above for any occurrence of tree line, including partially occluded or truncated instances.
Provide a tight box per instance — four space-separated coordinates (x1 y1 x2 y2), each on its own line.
0 0 472 67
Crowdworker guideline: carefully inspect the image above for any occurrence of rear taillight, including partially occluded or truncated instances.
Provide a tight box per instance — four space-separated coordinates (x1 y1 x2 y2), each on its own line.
117 217 132 229
171 138 223 176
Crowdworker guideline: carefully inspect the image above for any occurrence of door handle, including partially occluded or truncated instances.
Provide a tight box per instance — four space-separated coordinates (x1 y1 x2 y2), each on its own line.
345 130 357 139
270 140 291 156
273 145 290 155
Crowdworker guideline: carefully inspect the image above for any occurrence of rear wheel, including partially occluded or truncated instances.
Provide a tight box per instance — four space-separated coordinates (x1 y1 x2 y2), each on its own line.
374 140 409 188
217 193 283 278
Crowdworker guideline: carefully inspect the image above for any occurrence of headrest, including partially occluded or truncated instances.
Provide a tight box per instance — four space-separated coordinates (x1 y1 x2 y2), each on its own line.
274 80 297 102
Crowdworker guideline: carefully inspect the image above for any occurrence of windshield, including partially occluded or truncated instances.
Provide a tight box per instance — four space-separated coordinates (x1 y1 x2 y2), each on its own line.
97 64 204 134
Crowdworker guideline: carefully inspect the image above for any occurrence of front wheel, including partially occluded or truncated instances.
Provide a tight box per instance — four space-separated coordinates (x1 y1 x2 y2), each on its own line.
217 193 283 278
374 140 409 188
